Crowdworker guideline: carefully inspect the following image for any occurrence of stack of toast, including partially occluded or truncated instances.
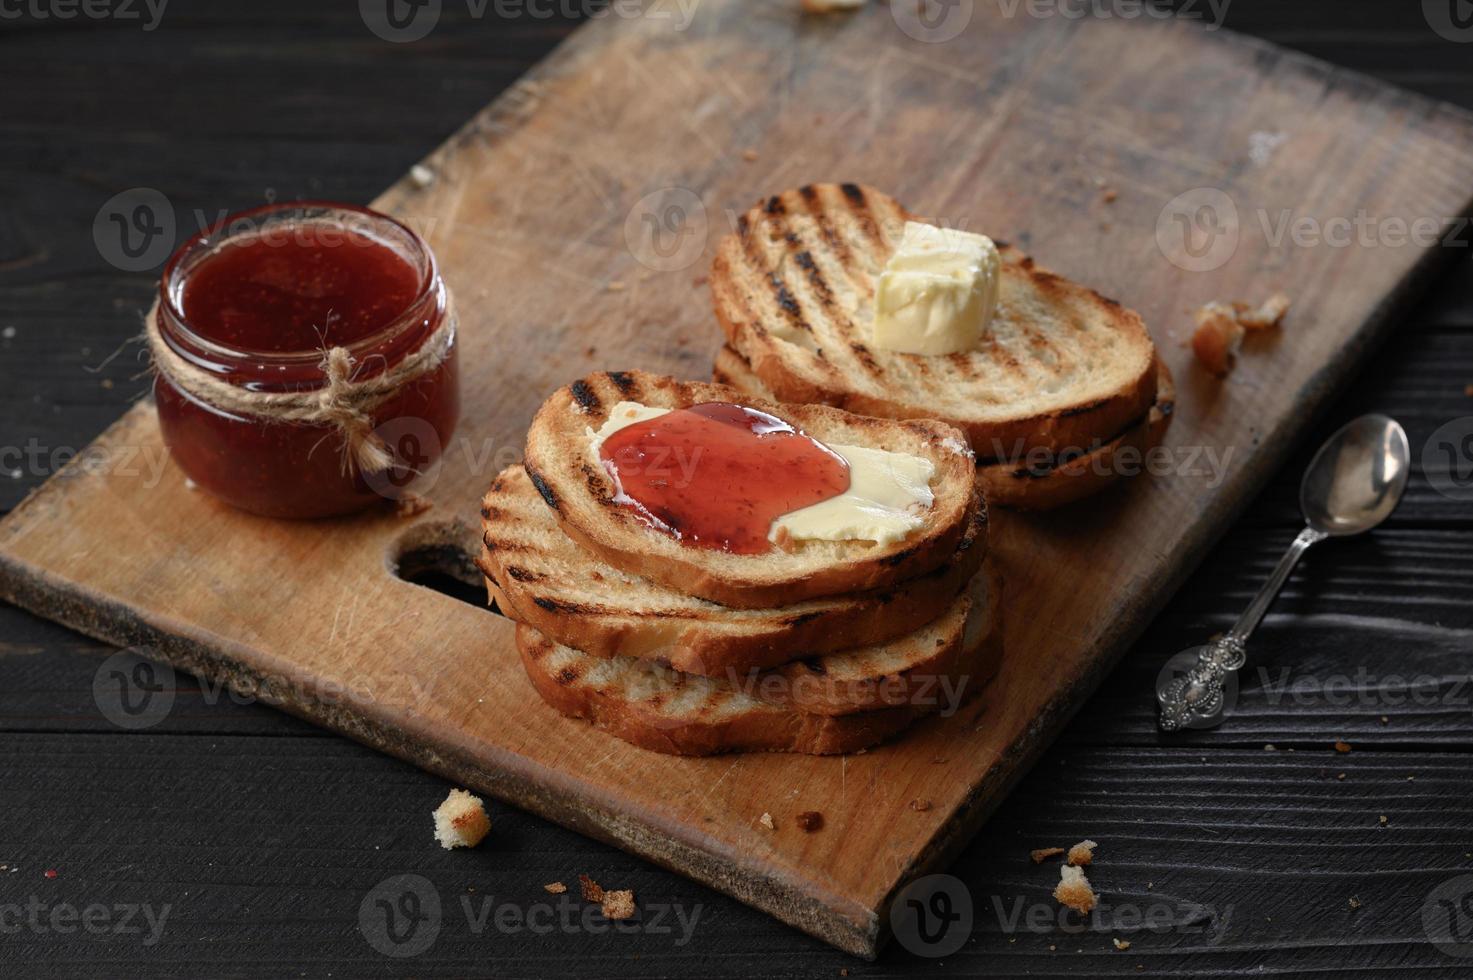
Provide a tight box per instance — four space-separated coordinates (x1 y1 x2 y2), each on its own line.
481 183 1170 754
478 370 1002 756
708 183 1174 510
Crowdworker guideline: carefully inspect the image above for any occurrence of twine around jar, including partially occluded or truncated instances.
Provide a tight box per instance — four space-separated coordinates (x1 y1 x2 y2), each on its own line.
144 296 456 476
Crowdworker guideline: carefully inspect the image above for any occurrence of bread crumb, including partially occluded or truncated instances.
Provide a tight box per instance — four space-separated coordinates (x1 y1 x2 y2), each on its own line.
579 873 604 903
1191 293 1290 377
432 789 490 850
396 492 433 518
1335 740 1352 753
1337 773 1346 780
1113 937 1131 950
1067 839 1097 866
797 811 824 832
801 0 864 11
1102 187 1118 204
601 889 636 921
1031 847 1065 863
909 799 933 812
759 812 775 830
1237 292 1291 330
1054 864 1097 914
692 275 708 287
409 163 436 188
100 378 114 389
1265 744 1275 751
1465 384 1473 397
544 882 567 894
741 148 759 162
1380 716 1389 725
606 280 626 292
1348 896 1362 909
1191 302 1245 377
1379 815 1389 826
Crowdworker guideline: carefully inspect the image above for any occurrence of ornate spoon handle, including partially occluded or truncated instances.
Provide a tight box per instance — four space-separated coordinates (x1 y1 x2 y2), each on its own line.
1157 526 1327 731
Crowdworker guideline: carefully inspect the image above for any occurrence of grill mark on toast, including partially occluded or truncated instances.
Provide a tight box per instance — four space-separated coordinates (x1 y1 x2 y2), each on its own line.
580 462 612 503
792 250 835 307
771 274 803 319
569 379 600 414
606 370 636 395
784 187 883 390
555 666 580 686
849 342 881 373
506 566 541 582
739 216 806 334
526 465 560 513
839 183 891 255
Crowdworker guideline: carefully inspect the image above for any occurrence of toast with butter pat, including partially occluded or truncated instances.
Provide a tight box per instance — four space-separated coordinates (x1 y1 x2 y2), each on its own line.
709 183 1159 462
714 345 1176 511
514 565 1002 755
478 465 986 676
521 370 983 609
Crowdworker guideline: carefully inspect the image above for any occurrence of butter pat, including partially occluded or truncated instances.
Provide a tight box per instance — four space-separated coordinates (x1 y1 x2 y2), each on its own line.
588 401 670 461
873 221 1000 355
771 444 934 547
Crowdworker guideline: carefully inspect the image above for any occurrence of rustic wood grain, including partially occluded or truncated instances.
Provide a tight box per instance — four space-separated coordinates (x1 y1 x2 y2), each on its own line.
3 0 1473 961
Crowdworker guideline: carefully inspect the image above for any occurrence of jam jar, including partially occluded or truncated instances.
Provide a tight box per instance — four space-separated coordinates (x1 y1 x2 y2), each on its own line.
151 202 459 519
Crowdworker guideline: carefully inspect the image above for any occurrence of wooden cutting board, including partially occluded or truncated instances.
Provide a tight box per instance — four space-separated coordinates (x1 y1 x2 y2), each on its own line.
3 1 1472 958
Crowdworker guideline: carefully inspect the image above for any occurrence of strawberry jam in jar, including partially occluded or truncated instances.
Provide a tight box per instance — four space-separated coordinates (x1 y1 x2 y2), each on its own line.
151 202 459 519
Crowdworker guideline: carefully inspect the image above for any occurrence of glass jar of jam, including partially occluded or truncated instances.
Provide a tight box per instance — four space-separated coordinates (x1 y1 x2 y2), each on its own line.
151 202 459 519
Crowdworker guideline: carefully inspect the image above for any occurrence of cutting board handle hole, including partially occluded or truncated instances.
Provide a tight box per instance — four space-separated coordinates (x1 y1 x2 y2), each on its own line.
390 518 500 615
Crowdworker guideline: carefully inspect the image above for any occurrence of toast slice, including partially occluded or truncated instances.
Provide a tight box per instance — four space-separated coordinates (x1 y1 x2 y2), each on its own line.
515 567 1002 755
759 560 1003 715
977 360 1176 510
478 465 986 676
709 183 1158 459
521 370 982 609
714 345 1175 511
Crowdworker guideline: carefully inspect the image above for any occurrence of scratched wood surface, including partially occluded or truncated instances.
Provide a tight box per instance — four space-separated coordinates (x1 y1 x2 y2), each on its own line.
3 1 1473 959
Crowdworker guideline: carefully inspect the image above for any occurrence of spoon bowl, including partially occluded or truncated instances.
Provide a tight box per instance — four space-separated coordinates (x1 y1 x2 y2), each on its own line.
1299 414 1410 536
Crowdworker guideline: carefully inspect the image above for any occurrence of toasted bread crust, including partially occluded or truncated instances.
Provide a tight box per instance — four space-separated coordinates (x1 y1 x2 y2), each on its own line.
479 466 986 676
715 346 1173 511
977 359 1175 510
522 370 982 608
710 183 1158 459
517 624 923 755
764 561 1004 715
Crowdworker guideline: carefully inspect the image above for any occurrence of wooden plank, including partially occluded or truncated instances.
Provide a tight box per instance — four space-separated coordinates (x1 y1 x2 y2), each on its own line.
3 3 1473 958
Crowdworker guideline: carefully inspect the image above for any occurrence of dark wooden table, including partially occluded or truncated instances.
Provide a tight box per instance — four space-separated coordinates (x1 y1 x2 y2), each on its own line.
3 2 1472 976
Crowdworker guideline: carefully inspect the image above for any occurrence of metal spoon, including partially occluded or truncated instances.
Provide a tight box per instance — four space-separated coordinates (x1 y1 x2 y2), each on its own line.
1156 414 1411 732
